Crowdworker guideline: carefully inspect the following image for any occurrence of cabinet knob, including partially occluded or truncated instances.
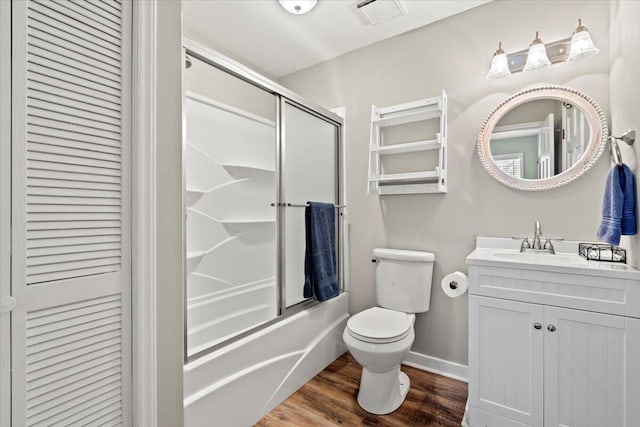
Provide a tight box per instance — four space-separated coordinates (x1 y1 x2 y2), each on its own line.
547 324 556 332
533 322 542 330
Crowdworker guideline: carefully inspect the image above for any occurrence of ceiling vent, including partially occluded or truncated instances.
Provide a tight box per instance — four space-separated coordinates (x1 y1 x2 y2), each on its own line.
354 0 407 26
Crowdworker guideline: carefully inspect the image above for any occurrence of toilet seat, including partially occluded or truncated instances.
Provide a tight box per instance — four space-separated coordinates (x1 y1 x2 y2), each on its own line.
346 307 412 344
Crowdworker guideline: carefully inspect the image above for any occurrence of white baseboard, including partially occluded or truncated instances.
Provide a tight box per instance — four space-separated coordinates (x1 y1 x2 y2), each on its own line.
402 351 468 383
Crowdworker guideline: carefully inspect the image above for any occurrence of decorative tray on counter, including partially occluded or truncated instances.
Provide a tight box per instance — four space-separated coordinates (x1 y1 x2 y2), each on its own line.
578 243 626 264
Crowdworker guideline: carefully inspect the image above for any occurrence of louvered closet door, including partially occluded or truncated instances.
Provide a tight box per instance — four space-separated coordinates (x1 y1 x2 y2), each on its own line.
11 1 132 425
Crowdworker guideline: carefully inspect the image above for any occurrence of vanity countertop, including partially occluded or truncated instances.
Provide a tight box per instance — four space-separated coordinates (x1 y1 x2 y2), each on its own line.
467 237 640 281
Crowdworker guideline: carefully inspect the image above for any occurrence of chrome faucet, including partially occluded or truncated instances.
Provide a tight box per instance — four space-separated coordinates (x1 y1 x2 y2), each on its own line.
514 221 563 254
532 221 542 250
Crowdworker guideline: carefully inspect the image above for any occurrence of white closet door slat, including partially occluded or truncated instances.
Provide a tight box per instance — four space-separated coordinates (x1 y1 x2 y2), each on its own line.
67 0 122 24
87 0 122 19
28 112 121 140
27 330 122 366
27 360 121 401
28 98 121 127
27 7 122 57
28 65 120 102
28 42 121 85
27 124 121 149
27 150 121 171
28 178 120 192
26 233 121 249
62 0 122 31
27 212 121 222
27 357 121 395
27 219 121 230
27 242 122 258
27 51 121 91
34 0 121 40
28 159 121 177
28 86 121 120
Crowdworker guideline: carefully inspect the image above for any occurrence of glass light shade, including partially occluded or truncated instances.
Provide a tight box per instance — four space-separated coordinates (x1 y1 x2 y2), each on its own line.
278 0 318 15
523 42 551 72
486 52 511 79
567 30 599 62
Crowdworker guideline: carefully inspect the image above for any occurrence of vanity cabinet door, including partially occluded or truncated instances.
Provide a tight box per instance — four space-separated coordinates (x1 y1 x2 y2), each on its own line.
543 306 640 427
469 296 544 427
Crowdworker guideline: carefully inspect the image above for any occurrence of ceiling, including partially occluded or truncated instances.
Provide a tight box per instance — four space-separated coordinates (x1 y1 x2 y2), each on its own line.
183 0 492 77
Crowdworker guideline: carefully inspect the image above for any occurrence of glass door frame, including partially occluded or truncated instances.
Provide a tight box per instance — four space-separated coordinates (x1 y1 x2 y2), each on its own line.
182 38 345 364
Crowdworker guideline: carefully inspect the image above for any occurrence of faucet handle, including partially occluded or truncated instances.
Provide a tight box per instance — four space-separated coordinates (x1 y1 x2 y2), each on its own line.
543 238 564 254
511 237 531 252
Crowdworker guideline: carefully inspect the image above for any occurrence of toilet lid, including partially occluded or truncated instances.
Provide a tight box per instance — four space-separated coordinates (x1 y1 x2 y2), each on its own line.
347 307 412 344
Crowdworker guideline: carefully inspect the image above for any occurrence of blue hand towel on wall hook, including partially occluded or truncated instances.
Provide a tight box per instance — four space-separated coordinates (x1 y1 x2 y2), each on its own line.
304 202 340 302
597 164 638 245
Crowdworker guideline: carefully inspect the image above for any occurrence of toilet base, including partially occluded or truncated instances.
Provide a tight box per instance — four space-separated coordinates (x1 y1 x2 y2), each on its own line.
357 366 410 415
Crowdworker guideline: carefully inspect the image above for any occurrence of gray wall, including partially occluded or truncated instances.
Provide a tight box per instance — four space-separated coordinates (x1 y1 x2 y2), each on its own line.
610 0 640 268
280 0 611 365
156 1 184 426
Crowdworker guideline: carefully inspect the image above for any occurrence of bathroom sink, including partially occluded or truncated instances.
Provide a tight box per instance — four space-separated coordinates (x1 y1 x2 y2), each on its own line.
466 237 639 279
492 251 588 266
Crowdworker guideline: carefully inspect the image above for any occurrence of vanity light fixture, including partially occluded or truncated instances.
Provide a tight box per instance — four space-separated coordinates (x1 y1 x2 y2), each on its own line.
278 0 318 15
567 19 599 62
487 18 599 79
486 42 511 80
522 32 551 72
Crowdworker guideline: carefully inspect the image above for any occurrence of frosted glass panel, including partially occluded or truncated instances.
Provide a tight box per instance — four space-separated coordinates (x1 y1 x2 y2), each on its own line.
283 102 338 307
185 58 278 357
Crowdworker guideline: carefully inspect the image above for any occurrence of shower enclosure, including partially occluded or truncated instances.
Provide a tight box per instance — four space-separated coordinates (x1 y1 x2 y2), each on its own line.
183 43 345 361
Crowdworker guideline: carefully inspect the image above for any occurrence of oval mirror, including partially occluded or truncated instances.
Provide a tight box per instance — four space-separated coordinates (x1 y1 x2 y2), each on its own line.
477 86 608 191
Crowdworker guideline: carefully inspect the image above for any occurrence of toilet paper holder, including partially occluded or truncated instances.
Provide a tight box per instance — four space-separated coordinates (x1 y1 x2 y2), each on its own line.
449 281 458 290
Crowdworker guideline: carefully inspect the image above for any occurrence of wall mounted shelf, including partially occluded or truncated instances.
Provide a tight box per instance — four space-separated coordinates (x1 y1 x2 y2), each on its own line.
368 90 448 195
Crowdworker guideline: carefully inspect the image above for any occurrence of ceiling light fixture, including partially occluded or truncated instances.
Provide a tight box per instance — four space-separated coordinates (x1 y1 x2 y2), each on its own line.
486 18 599 79
278 0 318 15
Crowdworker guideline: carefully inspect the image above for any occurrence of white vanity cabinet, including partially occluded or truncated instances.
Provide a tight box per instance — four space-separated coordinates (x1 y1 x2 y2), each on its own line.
466 241 640 427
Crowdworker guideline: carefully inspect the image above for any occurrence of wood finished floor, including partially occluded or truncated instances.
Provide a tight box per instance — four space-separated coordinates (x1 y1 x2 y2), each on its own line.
256 353 468 427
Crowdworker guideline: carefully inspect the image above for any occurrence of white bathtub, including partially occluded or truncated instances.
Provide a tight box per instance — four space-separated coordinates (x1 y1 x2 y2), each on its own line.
183 292 349 426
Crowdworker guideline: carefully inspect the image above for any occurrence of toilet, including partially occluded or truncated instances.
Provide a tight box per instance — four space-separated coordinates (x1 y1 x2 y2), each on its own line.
343 248 435 415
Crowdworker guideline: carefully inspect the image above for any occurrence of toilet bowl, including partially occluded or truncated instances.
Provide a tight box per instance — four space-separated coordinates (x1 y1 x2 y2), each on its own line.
343 248 434 415
343 307 416 414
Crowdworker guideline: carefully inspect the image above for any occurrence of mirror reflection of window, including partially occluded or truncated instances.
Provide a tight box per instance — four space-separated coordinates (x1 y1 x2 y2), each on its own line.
493 153 523 178
489 99 589 180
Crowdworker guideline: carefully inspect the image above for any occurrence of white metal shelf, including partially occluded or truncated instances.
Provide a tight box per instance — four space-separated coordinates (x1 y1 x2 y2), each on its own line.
368 90 447 195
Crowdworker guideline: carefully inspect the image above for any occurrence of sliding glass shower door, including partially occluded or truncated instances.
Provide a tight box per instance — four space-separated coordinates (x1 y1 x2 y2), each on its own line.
183 50 343 361
184 56 278 358
281 101 339 307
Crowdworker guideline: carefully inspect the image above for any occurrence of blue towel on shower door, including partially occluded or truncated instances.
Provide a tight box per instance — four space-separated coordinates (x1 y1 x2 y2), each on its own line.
597 164 638 245
304 202 340 302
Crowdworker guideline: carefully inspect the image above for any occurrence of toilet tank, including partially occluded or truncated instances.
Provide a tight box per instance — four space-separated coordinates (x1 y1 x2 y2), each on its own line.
373 248 435 313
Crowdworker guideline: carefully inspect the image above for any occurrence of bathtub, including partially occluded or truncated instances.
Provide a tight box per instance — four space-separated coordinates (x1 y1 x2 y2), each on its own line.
183 292 349 426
